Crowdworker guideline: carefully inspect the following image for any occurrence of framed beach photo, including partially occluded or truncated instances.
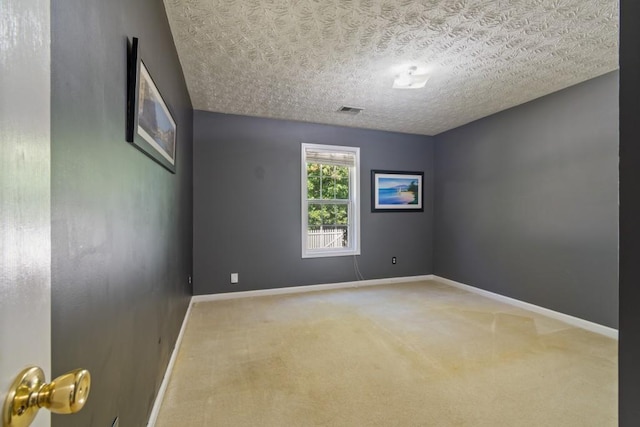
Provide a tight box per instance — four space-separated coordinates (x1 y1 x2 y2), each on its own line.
371 170 424 212
126 37 177 173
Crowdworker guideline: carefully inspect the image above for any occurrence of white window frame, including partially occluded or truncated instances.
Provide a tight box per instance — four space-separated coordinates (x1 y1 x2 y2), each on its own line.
301 143 360 258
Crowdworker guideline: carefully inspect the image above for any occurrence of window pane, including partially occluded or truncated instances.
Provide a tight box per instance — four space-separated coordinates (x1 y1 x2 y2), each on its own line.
326 204 337 226
307 176 321 200
341 225 349 247
335 175 349 200
332 165 349 180
306 224 348 249
335 204 349 225
309 203 349 226
307 203 323 226
320 205 332 226
307 163 320 177
321 177 335 199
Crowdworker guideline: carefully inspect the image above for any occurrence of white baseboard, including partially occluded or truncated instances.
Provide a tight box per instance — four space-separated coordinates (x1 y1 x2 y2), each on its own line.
433 275 618 340
147 297 194 426
192 274 435 303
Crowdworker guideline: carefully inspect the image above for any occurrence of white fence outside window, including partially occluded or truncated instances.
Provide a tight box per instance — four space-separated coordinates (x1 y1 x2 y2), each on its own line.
307 228 346 249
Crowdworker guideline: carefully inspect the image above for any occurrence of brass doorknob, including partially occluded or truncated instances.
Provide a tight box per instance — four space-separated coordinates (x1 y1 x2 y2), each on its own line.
3 366 91 427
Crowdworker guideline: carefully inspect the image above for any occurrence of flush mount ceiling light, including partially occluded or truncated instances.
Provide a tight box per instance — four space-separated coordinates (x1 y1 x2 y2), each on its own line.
392 66 430 89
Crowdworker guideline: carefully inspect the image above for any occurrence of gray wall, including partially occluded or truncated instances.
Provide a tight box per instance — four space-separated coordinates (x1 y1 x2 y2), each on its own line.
194 112 434 295
434 71 619 328
51 1 193 426
620 0 640 423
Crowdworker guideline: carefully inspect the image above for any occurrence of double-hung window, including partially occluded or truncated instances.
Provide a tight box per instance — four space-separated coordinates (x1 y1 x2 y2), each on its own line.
301 143 360 258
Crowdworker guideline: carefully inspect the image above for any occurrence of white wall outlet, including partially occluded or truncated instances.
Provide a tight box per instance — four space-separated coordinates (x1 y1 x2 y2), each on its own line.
231 273 239 284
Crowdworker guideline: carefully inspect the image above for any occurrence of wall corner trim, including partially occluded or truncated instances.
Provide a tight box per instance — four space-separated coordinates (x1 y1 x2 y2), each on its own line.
192 275 435 303
147 297 194 427
433 276 618 339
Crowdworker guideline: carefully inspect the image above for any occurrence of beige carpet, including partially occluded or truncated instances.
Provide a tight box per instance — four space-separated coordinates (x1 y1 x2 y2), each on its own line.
156 280 617 426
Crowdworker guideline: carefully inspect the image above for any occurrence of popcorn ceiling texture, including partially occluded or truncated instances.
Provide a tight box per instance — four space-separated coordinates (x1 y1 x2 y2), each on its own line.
163 0 618 136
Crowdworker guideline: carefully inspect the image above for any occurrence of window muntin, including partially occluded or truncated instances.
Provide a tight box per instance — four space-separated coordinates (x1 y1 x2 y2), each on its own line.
302 144 360 258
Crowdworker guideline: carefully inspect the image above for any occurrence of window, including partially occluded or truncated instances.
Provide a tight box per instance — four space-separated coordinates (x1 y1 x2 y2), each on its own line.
302 143 360 258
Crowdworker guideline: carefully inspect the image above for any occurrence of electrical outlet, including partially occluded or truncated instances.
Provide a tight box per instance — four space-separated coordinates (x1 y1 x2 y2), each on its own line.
188 275 192 285
231 273 239 284
392 257 397 264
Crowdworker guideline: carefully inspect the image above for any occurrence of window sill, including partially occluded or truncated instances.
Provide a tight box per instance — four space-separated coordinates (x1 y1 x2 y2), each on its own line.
302 249 360 259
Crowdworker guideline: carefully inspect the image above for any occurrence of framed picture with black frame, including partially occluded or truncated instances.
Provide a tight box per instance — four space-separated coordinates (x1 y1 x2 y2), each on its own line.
371 170 424 212
126 37 177 173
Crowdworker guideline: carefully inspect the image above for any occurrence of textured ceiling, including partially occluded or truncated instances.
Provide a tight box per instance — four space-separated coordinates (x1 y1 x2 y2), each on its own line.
163 0 619 136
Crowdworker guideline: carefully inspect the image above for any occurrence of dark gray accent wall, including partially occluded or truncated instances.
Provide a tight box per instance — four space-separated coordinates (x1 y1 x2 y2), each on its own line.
51 1 193 426
620 0 640 423
194 112 434 295
434 71 619 328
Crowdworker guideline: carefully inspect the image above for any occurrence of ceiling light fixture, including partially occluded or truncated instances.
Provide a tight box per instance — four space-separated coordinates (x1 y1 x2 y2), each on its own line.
392 66 430 89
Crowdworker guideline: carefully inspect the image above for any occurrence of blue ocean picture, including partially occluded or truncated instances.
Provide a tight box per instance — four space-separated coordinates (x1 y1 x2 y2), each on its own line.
377 177 419 205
